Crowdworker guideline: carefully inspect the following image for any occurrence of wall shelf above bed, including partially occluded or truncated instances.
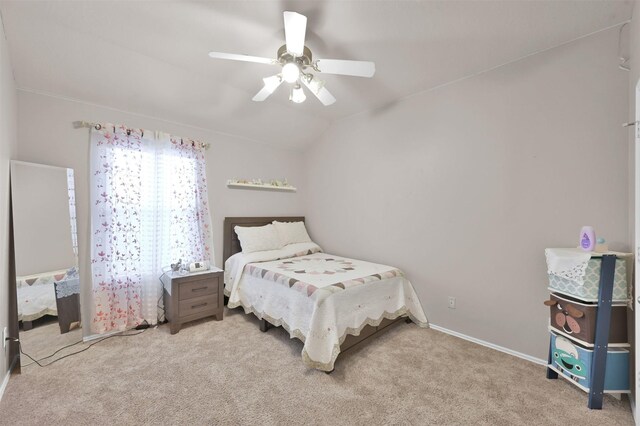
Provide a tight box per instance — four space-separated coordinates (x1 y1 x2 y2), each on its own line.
226 181 297 192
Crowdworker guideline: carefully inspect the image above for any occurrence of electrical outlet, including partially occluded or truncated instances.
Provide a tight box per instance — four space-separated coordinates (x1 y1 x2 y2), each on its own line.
2 327 7 349
448 296 456 309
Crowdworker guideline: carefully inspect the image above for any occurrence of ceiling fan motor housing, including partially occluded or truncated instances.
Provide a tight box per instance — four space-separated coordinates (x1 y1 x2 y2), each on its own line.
277 44 313 69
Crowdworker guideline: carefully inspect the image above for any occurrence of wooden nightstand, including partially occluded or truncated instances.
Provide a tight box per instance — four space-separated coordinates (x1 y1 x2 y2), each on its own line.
161 268 224 334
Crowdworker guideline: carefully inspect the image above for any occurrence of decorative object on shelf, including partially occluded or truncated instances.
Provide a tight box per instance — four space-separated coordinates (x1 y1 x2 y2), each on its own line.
544 248 632 410
579 226 596 251
226 178 296 192
269 178 289 187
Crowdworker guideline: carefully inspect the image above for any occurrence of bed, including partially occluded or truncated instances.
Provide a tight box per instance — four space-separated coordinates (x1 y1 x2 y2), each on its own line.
223 216 428 372
16 267 80 333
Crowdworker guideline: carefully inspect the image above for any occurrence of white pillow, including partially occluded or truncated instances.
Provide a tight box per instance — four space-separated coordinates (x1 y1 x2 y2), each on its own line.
272 221 312 246
234 224 282 253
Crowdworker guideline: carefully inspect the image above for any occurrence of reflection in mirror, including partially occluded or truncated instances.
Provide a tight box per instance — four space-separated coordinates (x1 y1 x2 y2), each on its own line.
11 161 81 367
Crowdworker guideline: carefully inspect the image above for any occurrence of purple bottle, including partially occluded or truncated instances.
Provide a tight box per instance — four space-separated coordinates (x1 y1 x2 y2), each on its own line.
579 226 596 251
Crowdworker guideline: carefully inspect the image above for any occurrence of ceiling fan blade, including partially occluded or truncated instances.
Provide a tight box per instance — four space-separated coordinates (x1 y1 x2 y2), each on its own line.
252 75 283 102
208 51 275 65
315 87 336 106
301 78 336 106
315 59 375 77
283 11 307 56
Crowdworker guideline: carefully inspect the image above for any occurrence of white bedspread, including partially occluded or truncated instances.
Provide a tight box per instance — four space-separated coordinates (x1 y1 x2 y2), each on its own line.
16 269 67 322
225 244 428 371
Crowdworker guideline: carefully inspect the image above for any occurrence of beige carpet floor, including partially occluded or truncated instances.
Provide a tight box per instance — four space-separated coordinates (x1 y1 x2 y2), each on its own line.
0 308 633 425
18 319 83 367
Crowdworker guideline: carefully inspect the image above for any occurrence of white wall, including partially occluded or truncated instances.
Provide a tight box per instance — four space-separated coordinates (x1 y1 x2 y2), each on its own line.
305 27 629 360
630 13 638 267
630 6 640 124
629 3 639 241
627 1 639 411
0 12 18 384
16 90 306 337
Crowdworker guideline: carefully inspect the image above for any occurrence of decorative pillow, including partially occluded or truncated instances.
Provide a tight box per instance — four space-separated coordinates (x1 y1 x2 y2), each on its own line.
234 224 282 253
272 221 312 246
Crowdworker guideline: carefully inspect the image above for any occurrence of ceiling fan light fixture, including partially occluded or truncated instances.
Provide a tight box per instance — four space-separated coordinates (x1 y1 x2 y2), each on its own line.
282 62 300 83
289 84 306 104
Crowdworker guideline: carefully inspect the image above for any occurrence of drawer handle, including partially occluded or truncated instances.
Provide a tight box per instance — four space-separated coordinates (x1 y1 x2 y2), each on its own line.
191 287 208 292
191 303 207 309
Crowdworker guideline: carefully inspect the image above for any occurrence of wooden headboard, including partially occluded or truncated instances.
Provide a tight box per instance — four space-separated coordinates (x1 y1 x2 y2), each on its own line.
223 216 305 266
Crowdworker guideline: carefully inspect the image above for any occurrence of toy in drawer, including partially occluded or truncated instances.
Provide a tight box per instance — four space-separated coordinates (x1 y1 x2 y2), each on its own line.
547 256 628 302
550 333 629 392
544 293 627 346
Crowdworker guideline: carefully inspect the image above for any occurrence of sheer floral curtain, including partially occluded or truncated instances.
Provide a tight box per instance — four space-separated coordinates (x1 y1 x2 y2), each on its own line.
90 124 213 334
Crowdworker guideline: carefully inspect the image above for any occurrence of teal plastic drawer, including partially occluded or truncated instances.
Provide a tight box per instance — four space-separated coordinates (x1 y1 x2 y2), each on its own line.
550 332 629 393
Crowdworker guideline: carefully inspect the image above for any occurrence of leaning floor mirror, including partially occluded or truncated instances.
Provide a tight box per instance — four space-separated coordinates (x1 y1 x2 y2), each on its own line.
10 161 81 367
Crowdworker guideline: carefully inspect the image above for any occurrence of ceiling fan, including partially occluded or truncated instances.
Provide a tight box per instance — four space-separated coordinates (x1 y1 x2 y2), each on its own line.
208 11 375 106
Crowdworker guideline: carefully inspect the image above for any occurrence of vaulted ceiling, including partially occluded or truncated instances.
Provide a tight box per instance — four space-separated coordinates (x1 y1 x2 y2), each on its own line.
0 0 634 149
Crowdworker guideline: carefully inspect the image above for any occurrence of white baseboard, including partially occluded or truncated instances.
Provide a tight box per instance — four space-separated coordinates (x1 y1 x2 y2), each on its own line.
0 370 10 403
429 323 547 366
83 329 119 342
0 354 18 402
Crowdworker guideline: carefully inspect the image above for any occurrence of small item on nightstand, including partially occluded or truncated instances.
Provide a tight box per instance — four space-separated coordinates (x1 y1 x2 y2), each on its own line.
178 263 189 275
579 226 596 252
170 259 182 272
189 260 209 273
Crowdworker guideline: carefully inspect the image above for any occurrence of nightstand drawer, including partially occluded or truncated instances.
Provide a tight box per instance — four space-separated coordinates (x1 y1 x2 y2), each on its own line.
179 294 218 318
178 277 218 300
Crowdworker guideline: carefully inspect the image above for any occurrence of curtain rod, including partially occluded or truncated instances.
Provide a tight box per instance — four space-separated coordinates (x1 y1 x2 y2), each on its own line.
72 121 210 149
